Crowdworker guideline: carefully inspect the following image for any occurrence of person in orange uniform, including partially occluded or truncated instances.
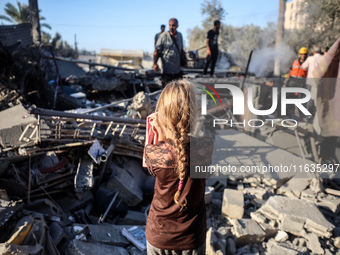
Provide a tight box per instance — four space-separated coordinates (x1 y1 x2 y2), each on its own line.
284 47 308 117
284 47 308 86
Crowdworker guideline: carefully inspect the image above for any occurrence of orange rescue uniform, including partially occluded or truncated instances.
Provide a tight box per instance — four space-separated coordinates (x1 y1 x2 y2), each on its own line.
290 59 307 78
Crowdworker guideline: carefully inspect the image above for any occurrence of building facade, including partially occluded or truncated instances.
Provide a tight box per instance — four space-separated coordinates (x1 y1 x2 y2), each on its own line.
284 0 308 30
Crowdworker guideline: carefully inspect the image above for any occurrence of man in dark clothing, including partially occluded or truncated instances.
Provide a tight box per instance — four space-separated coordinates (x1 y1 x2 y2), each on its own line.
154 24 165 47
203 20 221 77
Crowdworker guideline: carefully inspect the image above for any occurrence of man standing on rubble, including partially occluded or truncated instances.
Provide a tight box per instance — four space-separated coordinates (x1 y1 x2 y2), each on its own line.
203 20 221 77
153 18 187 88
154 24 165 47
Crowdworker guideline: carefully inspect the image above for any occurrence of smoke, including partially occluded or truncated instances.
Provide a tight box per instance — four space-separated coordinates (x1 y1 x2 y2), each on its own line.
249 42 295 77
216 54 230 70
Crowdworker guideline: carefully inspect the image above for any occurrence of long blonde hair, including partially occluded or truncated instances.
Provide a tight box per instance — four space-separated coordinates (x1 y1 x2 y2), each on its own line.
155 79 197 210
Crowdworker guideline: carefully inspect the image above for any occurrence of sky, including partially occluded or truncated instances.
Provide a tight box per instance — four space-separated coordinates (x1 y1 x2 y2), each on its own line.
0 0 282 54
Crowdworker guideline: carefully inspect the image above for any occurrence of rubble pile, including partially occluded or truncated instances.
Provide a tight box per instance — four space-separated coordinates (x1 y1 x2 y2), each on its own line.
0 88 160 254
205 175 340 255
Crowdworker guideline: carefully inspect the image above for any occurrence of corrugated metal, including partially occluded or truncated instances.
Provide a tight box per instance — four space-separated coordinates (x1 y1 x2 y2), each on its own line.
0 23 33 47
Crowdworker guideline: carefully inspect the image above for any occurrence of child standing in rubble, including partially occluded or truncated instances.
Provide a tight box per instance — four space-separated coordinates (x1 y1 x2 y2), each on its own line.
143 79 213 255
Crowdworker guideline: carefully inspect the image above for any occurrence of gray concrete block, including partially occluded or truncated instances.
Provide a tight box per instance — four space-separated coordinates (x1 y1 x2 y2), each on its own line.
267 241 299 255
106 157 146 207
317 195 340 213
221 189 244 219
257 195 334 238
300 188 318 203
66 239 129 255
206 227 226 255
205 186 215 204
243 187 268 200
226 238 236 255
258 222 278 240
280 215 306 237
118 211 146 226
277 178 310 198
231 219 266 246
73 224 130 246
334 237 340 249
275 230 289 242
250 212 266 224
50 222 66 246
306 233 324 254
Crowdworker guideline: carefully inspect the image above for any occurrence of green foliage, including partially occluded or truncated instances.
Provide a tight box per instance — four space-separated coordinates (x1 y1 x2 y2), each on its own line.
0 1 51 30
187 0 225 57
51 33 78 58
201 0 225 29
303 0 340 48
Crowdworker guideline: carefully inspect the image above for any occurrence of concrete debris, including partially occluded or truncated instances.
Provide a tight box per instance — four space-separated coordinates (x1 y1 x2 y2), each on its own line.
267 240 299 255
119 211 146 225
274 230 289 242
74 156 94 192
127 92 152 119
222 189 244 219
231 219 266 246
306 233 324 255
334 237 340 249
258 222 278 240
71 224 130 246
205 186 215 204
106 157 146 206
255 195 334 238
66 239 129 255
310 178 324 194
277 178 309 198
226 238 236 255
206 227 226 255
316 194 340 213
243 187 268 200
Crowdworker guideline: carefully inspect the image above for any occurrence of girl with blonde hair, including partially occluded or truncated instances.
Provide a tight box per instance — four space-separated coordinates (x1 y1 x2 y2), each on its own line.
144 79 213 255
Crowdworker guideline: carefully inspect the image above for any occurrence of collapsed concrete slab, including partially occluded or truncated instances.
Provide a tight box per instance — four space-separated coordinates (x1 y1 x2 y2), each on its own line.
106 157 146 207
0 104 37 148
66 239 129 255
306 233 324 255
230 219 266 246
118 211 146 225
255 195 334 238
316 194 340 213
221 189 244 219
72 224 130 247
206 227 226 255
243 187 268 200
258 222 278 240
277 178 310 198
267 241 298 255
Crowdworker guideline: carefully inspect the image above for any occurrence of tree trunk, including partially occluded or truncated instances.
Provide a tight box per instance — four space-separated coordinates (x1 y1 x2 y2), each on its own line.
274 0 286 76
29 0 41 43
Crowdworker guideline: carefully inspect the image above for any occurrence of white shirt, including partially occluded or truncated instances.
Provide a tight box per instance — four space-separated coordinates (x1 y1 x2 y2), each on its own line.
301 53 323 100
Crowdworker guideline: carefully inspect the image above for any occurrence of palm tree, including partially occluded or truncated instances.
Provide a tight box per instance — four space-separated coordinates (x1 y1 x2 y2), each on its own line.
0 1 51 29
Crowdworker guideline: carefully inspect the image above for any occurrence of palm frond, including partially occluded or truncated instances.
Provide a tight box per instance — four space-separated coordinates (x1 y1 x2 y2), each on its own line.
0 14 14 23
41 23 52 29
